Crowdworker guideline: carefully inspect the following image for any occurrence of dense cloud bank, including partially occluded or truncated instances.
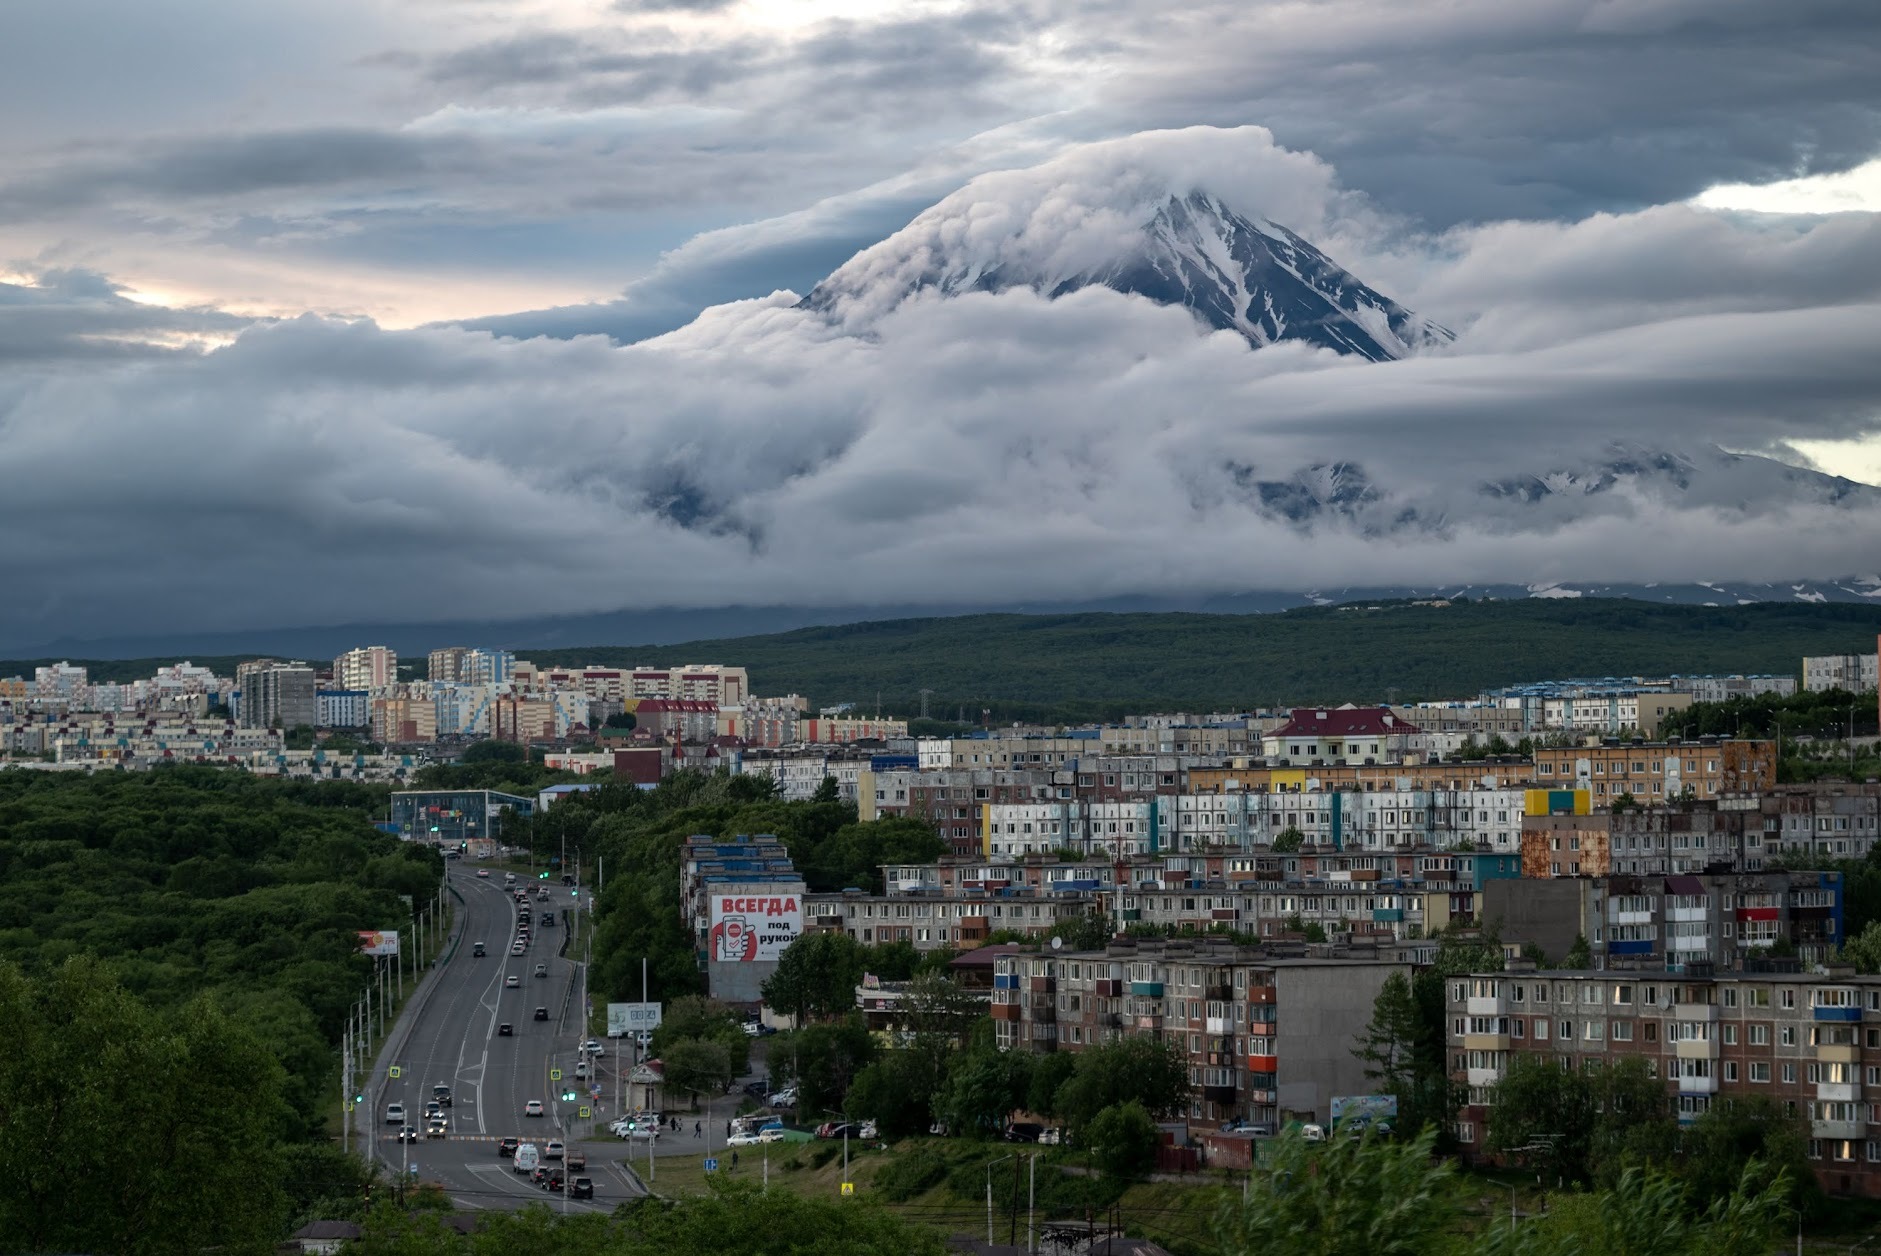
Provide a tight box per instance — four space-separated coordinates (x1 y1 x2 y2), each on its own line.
2 130 1878 643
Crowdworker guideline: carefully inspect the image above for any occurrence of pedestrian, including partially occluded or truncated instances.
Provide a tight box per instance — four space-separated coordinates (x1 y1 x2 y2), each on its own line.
732 1150 739 1170
726 1119 733 1138
695 1120 702 1138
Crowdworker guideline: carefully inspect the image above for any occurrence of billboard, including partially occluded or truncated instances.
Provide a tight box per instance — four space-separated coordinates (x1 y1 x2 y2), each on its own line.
358 930 401 956
1329 1094 1398 1123
708 887 802 963
607 1002 663 1037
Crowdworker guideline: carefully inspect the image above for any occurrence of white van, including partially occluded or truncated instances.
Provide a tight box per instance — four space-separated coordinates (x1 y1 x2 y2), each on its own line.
514 1142 541 1174
504 872 517 885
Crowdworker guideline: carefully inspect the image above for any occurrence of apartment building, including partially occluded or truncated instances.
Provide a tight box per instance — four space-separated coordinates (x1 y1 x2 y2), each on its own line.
739 746 877 801
1260 707 1425 765
1484 871 1843 970
805 886 1091 951
1531 737 1775 801
1521 791 1880 881
1804 650 1879 693
317 689 369 729
993 938 1409 1127
1447 962 1881 1196
680 834 805 1003
332 646 398 691
233 660 317 731
371 693 438 744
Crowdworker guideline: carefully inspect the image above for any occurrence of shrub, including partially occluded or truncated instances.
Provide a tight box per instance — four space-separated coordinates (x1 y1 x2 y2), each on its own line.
810 1144 841 1169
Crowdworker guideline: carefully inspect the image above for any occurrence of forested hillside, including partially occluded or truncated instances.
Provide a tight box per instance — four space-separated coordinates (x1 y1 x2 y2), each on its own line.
519 599 1881 721
0 766 439 1246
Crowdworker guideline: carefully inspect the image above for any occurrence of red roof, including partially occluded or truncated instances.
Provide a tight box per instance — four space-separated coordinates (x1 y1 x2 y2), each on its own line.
1272 706 1421 737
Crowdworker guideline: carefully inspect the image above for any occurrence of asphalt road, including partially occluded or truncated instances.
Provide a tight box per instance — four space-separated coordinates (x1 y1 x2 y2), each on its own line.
362 865 644 1212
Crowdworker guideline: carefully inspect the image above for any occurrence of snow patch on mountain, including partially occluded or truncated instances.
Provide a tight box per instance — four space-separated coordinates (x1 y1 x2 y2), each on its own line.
799 129 1450 362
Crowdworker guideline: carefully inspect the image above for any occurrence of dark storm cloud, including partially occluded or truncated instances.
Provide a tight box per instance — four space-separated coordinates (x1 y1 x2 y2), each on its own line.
0 128 458 219
2 129 1878 645
0 267 260 361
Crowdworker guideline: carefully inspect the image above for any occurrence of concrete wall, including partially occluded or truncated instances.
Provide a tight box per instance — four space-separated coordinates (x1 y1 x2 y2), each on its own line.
1273 961 1410 1123
1481 878 1592 964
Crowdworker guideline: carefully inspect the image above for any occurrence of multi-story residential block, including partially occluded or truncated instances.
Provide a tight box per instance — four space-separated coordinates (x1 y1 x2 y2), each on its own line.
1531 737 1775 801
738 746 881 801
332 646 398 691
234 660 317 731
372 692 439 744
1260 707 1425 765
1446 961 1881 1196
317 689 370 729
992 938 1410 1126
390 789 534 843
1804 650 1879 693
1485 870 1843 970
426 647 514 687
1683 674 1799 703
806 886 1092 951
680 833 804 1003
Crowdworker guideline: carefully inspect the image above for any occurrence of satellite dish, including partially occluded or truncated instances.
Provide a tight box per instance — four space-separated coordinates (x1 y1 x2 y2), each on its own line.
1050 937 1063 950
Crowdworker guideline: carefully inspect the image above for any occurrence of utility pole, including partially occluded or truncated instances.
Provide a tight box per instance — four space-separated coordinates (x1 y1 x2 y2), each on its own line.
1028 1154 1036 1254
919 688 933 721
1011 1156 1021 1246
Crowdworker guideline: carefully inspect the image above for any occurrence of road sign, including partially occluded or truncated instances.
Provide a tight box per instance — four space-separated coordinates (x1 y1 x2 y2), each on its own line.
550 1068 562 1081
388 1066 401 1079
841 1182 854 1196
579 1106 591 1118
704 1158 719 1172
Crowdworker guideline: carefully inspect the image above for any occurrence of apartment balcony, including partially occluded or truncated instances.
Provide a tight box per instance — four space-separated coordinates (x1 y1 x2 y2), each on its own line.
1816 1081 1861 1104
1672 1003 1720 1022
1463 1033 1511 1053
1093 979 1123 998
1203 1084 1238 1106
1098 1012 1123 1029
1674 1038 1720 1061
1028 976 1056 993
1247 986 1277 1005
1249 1088 1277 1106
1466 1066 1505 1088
990 1003 1021 1022
1676 1073 1719 1095
1131 981 1164 997
1466 996 1506 1018
1813 1006 1862 1023
1812 1119 1866 1141
1206 1016 1232 1035
1247 1053 1278 1073
1136 1014 1164 1031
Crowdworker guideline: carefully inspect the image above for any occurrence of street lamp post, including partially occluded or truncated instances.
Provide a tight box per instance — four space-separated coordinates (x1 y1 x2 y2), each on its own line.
986 1154 1015 1246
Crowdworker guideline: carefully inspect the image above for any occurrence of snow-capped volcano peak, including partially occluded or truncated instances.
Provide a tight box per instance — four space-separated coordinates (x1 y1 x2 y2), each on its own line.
801 140 1452 361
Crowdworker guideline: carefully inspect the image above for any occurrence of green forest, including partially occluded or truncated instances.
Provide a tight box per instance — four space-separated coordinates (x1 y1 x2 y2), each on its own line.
514 599 1881 721
0 766 438 1249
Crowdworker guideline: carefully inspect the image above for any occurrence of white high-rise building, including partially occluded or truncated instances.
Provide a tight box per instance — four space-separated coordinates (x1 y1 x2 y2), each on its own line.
333 646 398 691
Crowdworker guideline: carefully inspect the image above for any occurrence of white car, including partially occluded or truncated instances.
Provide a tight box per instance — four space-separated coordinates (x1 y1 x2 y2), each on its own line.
582 1039 604 1056
385 1102 405 1125
506 975 520 988
525 1100 544 1117
858 1121 878 1140
726 1131 764 1147
757 1127 786 1144
545 1140 565 1160
476 869 489 878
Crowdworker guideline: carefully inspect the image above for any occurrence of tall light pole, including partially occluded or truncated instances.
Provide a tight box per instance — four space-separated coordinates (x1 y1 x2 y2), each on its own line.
986 1154 1015 1246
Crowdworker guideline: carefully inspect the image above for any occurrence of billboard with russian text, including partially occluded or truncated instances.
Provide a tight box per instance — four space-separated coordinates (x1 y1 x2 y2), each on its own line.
708 885 802 963
357 930 401 956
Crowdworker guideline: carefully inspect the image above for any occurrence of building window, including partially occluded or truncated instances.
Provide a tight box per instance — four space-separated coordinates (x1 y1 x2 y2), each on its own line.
1750 1062 1770 1083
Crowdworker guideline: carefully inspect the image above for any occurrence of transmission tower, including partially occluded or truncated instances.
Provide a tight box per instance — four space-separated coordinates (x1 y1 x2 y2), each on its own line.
919 688 934 720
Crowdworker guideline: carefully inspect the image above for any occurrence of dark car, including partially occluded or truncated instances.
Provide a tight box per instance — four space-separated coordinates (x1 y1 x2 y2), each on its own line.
531 1165 551 1186
499 1137 520 1158
568 1176 594 1200
499 1022 514 1036
472 942 486 957
742 1081 769 1099
395 1127 420 1143
433 1085 452 1108
565 1150 587 1172
534 1006 548 1021
543 1168 566 1192
1004 1122 1045 1144
540 914 554 927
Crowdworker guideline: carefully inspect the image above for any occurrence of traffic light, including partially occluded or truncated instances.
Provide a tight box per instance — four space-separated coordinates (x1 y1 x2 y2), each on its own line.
354 1089 364 1104
569 887 578 897
539 871 549 879
562 1089 577 1102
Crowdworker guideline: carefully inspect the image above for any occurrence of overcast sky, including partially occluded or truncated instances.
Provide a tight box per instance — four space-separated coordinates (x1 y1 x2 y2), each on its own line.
2 0 1879 646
